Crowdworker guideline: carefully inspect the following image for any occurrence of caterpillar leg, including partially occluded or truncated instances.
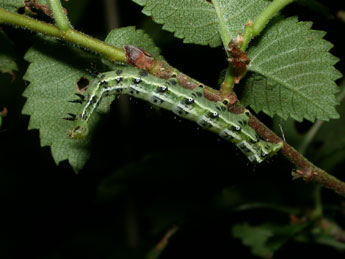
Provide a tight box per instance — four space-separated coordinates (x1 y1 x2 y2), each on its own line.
68 120 89 139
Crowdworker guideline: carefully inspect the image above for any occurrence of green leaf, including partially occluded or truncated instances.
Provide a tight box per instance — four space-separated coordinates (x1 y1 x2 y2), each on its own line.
0 0 25 12
22 28 160 172
211 0 269 46
232 222 308 258
232 224 274 258
242 17 342 122
0 29 17 74
22 37 98 172
132 0 268 47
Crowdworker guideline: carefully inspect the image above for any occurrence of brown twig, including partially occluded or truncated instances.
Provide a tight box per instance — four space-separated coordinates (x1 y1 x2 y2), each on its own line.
232 101 345 196
125 44 345 197
146 225 179 259
125 45 238 105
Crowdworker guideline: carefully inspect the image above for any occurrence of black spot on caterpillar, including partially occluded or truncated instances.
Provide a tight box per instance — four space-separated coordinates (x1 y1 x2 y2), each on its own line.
68 67 282 163
184 97 194 105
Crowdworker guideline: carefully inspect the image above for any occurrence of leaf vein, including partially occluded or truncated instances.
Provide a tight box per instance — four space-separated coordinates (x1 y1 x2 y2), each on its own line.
250 29 303 64
252 69 333 117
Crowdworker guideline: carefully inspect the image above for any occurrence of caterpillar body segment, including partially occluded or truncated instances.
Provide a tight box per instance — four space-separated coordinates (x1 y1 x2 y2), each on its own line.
68 67 282 163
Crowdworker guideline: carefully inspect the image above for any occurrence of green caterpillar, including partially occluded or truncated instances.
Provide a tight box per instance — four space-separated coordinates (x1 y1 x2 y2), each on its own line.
67 66 282 163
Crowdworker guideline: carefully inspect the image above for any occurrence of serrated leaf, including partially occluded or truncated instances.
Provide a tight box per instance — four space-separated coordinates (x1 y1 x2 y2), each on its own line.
242 17 342 122
132 0 219 47
0 29 17 74
232 222 308 258
22 28 160 172
132 0 268 47
211 0 269 46
22 37 98 172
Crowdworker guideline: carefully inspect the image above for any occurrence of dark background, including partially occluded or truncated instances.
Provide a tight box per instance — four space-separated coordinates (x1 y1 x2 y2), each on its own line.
1 0 345 258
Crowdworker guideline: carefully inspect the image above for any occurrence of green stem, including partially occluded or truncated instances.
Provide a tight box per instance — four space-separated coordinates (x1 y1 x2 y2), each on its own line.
0 8 126 62
241 0 295 51
241 22 254 51
0 8 59 36
253 0 294 36
216 0 294 92
47 0 70 32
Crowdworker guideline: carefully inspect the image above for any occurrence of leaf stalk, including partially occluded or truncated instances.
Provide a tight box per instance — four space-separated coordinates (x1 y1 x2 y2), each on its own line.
0 8 126 62
220 66 235 96
241 0 295 51
47 0 70 32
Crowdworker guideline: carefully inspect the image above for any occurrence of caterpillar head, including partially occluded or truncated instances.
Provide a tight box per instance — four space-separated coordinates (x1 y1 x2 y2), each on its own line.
68 120 89 139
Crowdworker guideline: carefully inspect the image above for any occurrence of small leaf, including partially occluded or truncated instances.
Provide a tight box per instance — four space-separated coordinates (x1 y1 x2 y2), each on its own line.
132 0 268 47
0 30 17 74
242 17 342 122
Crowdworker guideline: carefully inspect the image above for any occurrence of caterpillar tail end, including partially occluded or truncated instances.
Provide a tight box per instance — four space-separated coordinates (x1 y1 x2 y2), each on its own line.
246 141 283 164
260 141 284 162
68 121 89 139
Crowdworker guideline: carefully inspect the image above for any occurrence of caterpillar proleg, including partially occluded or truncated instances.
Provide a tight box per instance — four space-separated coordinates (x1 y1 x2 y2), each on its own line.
68 66 282 163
